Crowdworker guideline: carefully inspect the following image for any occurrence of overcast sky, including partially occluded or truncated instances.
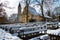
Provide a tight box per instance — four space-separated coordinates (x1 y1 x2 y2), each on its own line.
0 0 19 17
0 0 60 17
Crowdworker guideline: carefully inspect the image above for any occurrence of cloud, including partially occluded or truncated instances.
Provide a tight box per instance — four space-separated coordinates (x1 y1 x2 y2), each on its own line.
0 0 60 17
0 0 19 17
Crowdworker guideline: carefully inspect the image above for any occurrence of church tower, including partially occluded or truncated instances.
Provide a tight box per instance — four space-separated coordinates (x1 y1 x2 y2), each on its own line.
17 3 21 22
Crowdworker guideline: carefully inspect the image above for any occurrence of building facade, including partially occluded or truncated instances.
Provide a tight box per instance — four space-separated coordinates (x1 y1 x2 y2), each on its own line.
18 3 46 23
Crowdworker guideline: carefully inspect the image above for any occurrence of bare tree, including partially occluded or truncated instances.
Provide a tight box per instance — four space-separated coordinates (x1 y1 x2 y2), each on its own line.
1 1 14 9
25 0 31 23
26 0 28 23
0 3 8 23
24 0 55 22
35 0 55 17
25 0 45 22
30 0 44 17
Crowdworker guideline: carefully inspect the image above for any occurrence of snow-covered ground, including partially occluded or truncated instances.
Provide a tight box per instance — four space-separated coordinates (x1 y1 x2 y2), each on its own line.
0 22 59 40
0 22 46 33
0 29 22 40
29 28 60 40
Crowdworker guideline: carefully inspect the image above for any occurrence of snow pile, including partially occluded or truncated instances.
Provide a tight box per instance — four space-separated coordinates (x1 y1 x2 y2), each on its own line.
29 37 40 40
40 34 50 40
29 34 50 40
47 29 60 35
58 22 60 27
0 29 22 40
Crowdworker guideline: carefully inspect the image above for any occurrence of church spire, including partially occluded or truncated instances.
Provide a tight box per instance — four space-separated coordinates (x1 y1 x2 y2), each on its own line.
18 3 21 7
16 3 21 22
18 3 21 15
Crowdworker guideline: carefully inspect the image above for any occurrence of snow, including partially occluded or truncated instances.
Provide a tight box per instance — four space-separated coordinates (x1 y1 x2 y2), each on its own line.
28 6 52 18
29 34 50 40
29 36 40 40
58 22 60 27
29 38 39 40
28 6 41 16
12 33 18 36
47 29 60 36
44 16 52 18
40 34 50 39
0 29 22 40
58 22 60 25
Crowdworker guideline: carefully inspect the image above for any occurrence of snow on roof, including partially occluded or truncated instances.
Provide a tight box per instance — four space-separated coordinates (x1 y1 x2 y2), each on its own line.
0 29 22 40
28 6 52 18
28 6 42 16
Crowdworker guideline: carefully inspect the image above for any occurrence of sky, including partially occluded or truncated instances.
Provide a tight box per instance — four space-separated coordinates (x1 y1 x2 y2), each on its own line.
0 0 60 17
0 0 19 17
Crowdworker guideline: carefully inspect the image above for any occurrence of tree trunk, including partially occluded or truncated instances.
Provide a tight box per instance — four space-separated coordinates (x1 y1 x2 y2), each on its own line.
26 0 29 23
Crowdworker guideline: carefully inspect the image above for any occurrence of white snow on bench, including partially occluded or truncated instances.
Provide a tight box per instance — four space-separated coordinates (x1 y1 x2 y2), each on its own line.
47 29 60 36
0 29 22 40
